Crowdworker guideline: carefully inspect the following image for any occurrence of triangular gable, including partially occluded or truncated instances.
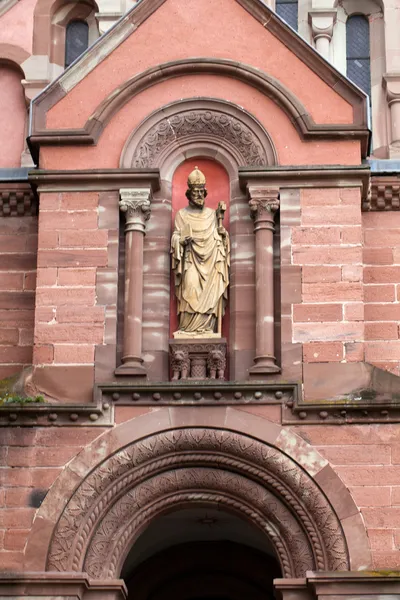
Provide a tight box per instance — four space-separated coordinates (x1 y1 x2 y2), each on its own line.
29 0 369 158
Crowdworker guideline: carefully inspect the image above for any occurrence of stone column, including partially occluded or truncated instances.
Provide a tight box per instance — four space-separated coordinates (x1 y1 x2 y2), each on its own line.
384 74 400 156
115 188 151 376
248 186 280 376
309 10 336 62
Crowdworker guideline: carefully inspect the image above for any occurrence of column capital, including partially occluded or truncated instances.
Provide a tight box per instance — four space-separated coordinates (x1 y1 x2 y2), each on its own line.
247 186 280 222
119 187 152 233
383 72 400 104
308 9 336 40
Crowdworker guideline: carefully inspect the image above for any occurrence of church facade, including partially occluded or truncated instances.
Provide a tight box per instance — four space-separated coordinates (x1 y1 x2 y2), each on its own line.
1 0 400 598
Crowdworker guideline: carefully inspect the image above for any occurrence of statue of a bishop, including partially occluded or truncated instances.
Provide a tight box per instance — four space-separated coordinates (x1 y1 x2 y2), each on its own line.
171 166 230 337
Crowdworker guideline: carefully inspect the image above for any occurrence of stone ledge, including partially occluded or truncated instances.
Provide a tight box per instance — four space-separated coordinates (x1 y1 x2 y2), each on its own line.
97 381 298 406
0 398 114 427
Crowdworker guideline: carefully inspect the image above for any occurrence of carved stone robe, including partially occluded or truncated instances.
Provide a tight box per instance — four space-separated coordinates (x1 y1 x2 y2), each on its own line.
171 206 230 334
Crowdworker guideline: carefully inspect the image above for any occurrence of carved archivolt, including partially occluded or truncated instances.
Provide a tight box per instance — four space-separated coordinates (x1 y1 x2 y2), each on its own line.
46 428 349 579
131 108 268 168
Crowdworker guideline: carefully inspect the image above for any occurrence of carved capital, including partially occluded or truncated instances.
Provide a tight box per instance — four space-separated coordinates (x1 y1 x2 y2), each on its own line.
308 10 336 41
383 72 400 105
248 186 280 222
119 188 152 233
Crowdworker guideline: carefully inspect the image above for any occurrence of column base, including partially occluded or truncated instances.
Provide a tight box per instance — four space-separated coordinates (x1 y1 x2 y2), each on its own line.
115 358 147 377
249 356 280 377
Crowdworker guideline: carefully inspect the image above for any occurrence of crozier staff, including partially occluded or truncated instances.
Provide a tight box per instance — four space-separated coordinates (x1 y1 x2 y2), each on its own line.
171 166 230 337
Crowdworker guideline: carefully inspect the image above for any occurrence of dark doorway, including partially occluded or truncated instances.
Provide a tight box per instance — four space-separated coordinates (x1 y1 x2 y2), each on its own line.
121 508 281 600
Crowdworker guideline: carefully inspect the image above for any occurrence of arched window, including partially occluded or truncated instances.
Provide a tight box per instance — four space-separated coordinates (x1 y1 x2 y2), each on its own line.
65 20 89 68
346 15 371 98
275 0 298 31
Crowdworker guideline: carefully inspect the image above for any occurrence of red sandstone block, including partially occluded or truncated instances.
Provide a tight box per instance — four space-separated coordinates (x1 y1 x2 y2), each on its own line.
365 285 395 303
0 529 4 550
301 188 341 206
364 229 400 247
337 466 400 487
35 323 104 344
25 234 38 253
392 488 400 505
0 273 23 291
0 508 35 528
339 188 360 204
56 306 105 323
296 424 400 445
363 249 394 265
0 310 34 327
293 322 363 343
372 551 400 568
344 303 364 321
291 227 341 245
39 193 60 210
0 234 28 253
365 342 400 361
370 361 400 376
350 487 391 508
7 446 79 468
0 551 24 570
59 229 108 248
23 272 37 291
5 488 31 507
341 227 362 244
365 322 398 340
36 287 95 307
39 210 98 231
19 329 34 346
301 266 341 283
36 268 57 287
4 529 30 551
293 303 342 322
34 427 106 447
392 248 400 264
342 265 362 282
363 212 398 229
38 249 107 268
365 303 400 321
57 268 97 287
364 266 400 283
302 282 362 302
389 445 400 464
317 445 391 465
35 307 55 323
53 344 95 363
38 231 58 249
0 254 36 271
303 342 343 362
33 344 54 365
0 346 32 364
60 192 99 210
345 342 364 362
293 246 361 265
0 329 18 345
367 529 394 551
363 507 400 529
301 205 360 226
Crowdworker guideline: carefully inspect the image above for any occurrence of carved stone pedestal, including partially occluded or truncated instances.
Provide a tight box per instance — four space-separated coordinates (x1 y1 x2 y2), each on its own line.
169 338 227 381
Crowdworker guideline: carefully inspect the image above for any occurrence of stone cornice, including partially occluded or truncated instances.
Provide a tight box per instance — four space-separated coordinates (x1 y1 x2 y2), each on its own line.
0 184 37 217
364 174 400 211
28 168 161 192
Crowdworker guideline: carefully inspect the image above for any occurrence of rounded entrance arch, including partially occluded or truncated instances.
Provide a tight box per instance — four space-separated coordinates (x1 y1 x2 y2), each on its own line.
42 426 351 579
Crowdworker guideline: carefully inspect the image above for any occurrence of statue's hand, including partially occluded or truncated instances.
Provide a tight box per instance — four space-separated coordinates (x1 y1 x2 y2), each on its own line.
218 226 227 238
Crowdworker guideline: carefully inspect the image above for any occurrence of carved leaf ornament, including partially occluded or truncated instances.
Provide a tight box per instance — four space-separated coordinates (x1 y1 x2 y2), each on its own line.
46 429 348 579
132 110 268 167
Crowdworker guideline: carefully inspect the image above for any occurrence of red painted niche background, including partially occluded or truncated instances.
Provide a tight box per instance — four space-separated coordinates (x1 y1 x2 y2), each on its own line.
170 158 230 343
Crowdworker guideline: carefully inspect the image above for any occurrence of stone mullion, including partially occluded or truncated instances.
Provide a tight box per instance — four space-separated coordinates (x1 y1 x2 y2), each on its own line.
248 186 280 376
116 187 152 376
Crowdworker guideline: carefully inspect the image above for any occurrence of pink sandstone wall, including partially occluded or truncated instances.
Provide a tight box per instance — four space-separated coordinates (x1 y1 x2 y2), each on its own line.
0 213 37 381
0 0 36 55
0 65 26 168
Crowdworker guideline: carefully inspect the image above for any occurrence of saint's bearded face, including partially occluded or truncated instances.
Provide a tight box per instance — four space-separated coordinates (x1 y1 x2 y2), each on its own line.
188 185 206 208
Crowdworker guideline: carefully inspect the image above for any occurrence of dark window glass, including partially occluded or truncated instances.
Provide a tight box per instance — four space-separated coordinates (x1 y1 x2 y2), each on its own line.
276 0 298 31
65 20 89 68
346 15 371 97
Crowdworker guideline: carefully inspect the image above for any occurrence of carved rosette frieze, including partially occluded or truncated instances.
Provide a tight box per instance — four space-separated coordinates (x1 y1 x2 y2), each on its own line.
131 109 268 168
46 428 348 579
119 188 152 234
247 186 280 375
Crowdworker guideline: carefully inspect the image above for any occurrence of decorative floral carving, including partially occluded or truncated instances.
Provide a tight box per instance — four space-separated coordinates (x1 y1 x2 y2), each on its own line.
248 188 280 220
119 188 152 232
131 110 268 167
46 429 349 579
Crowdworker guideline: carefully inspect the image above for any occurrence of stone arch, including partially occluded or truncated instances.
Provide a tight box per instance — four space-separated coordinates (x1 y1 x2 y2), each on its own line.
0 43 29 76
25 409 371 578
120 98 277 169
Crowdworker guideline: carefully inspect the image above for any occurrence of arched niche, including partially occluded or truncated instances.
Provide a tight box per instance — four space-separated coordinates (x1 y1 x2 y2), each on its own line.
117 98 277 380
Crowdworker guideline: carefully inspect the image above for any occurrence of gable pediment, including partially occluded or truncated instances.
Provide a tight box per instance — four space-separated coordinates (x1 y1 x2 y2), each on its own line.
29 0 369 161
